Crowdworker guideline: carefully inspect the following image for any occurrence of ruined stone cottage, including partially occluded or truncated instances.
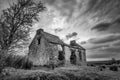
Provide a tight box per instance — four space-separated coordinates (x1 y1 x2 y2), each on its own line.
28 29 86 67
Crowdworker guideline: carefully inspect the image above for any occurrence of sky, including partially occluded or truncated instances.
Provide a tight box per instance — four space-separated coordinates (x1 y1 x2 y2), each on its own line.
0 0 120 61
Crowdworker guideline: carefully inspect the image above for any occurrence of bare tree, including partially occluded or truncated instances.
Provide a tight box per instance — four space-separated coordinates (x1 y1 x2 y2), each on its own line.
0 0 45 54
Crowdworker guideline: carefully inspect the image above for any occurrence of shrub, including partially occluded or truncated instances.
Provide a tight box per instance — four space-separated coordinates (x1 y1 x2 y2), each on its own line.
94 78 100 80
98 65 106 71
101 65 106 69
5 54 15 67
109 65 118 71
21 56 33 69
80 76 92 80
12 56 33 69
4 54 33 69
90 64 95 67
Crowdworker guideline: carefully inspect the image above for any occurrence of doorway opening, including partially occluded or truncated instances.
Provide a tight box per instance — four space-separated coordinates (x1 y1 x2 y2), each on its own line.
70 50 76 65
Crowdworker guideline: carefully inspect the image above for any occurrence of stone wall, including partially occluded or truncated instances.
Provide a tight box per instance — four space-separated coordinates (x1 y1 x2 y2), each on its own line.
64 46 86 66
29 37 51 66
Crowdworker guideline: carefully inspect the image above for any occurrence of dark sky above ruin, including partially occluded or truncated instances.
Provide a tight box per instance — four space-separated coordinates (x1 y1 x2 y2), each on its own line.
1 0 120 61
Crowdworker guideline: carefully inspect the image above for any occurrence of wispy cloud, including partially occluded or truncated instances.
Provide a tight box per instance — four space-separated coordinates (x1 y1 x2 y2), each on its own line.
54 28 63 33
91 22 112 31
88 34 120 44
92 17 120 32
66 32 78 40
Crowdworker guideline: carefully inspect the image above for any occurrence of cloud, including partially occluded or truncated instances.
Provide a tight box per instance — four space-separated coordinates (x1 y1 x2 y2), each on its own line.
113 17 120 24
88 0 120 34
91 17 120 32
84 34 120 60
86 0 120 17
66 32 77 40
44 0 78 20
91 22 112 31
102 46 120 53
44 0 120 19
80 41 87 45
87 44 109 50
81 33 120 51
112 40 120 47
54 28 63 33
89 51 119 59
88 45 120 59
88 34 120 44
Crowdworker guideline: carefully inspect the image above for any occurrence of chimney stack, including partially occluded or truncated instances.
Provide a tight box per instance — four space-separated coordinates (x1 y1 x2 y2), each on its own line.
37 28 44 34
70 40 76 46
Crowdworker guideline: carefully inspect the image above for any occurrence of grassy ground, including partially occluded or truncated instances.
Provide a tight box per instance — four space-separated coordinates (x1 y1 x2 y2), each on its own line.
0 66 120 80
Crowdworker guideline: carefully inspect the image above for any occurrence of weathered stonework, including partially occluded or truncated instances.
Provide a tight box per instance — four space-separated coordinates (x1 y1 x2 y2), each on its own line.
28 29 86 67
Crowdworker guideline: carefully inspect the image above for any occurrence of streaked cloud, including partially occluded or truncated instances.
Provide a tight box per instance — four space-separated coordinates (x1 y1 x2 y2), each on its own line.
54 28 63 33
91 22 112 31
92 17 120 32
88 34 120 44
81 33 120 60
113 40 120 47
66 32 78 40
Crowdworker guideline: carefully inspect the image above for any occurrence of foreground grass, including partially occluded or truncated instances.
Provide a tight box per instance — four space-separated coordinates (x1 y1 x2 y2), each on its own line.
0 66 120 80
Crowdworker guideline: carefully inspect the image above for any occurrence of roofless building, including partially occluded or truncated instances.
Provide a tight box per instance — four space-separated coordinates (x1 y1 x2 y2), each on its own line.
28 29 86 67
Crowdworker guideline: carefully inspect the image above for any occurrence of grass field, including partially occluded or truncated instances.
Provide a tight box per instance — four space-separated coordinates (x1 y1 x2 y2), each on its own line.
0 66 120 80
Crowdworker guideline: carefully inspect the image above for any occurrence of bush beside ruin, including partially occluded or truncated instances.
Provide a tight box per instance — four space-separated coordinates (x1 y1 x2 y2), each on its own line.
109 65 118 71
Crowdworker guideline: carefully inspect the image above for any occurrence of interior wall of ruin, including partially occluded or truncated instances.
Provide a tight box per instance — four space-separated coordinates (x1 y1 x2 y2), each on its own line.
64 46 86 66
75 49 81 65
64 46 71 65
